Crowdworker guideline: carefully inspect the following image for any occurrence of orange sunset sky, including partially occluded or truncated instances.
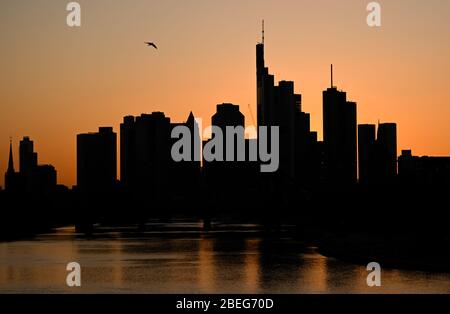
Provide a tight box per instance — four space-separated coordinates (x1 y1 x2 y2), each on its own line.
1 0 450 187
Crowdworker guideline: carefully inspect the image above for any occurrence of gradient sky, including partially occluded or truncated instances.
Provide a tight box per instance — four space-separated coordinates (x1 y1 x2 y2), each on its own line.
1 0 450 187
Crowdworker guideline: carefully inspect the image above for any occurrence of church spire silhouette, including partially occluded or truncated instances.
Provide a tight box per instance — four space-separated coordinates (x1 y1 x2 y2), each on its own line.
7 137 14 173
187 111 195 124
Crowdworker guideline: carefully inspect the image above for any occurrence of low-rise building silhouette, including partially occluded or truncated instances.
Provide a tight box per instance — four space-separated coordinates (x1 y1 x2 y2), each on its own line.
4 137 58 194
398 150 450 186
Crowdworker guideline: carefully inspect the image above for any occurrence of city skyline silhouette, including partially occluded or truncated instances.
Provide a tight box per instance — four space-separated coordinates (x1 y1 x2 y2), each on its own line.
2 24 449 232
3 2 450 298
2 1 450 187
2 22 449 192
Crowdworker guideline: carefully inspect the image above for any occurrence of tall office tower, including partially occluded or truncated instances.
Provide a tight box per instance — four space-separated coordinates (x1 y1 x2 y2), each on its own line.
19 137 37 175
77 127 117 193
358 124 377 185
121 111 201 208
256 40 267 128
134 112 171 197
211 103 245 161
120 115 136 188
376 123 397 183
256 23 321 185
169 112 201 206
293 88 321 187
322 66 357 185
205 104 257 210
256 30 275 131
273 81 297 178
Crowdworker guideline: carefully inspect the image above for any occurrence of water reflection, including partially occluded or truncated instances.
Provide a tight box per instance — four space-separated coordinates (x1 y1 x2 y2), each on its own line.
1 226 450 293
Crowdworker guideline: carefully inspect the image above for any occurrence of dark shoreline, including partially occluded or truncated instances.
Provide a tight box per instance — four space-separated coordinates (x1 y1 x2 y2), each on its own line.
316 232 450 274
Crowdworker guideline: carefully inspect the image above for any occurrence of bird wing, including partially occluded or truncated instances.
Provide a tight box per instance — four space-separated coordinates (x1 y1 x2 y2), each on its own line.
145 42 158 49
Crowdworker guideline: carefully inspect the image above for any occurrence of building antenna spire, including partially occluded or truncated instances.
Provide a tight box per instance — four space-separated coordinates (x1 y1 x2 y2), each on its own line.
331 64 334 88
262 19 265 45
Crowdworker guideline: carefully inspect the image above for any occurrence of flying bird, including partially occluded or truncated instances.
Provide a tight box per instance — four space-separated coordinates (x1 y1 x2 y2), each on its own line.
145 42 158 49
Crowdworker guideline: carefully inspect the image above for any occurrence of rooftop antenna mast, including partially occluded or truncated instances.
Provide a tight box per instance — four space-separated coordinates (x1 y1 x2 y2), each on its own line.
262 19 265 45
331 64 334 88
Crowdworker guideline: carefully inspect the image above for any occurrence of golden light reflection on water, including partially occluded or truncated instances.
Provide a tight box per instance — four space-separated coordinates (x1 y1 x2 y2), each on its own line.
243 239 261 293
296 249 328 293
1 228 450 293
198 236 216 293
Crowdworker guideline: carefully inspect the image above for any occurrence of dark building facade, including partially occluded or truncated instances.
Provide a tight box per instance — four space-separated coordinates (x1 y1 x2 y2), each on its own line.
77 127 117 193
358 124 377 185
120 115 137 188
376 123 397 183
170 112 201 207
358 123 398 185
294 97 321 187
19 137 37 175
323 79 357 185
203 104 258 211
120 111 201 209
211 103 245 162
398 150 450 186
5 137 57 193
256 38 319 186
29 165 57 194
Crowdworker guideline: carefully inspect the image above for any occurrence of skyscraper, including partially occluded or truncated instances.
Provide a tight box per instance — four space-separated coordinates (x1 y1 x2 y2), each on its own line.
358 124 376 185
256 24 318 183
120 115 136 188
274 81 297 178
256 41 271 129
77 127 117 193
322 66 357 185
212 103 245 161
121 112 172 200
19 137 37 175
376 123 397 183
169 112 201 207
204 104 258 211
120 111 201 208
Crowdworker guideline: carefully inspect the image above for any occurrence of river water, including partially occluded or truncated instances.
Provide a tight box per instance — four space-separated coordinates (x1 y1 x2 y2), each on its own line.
1 222 450 294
